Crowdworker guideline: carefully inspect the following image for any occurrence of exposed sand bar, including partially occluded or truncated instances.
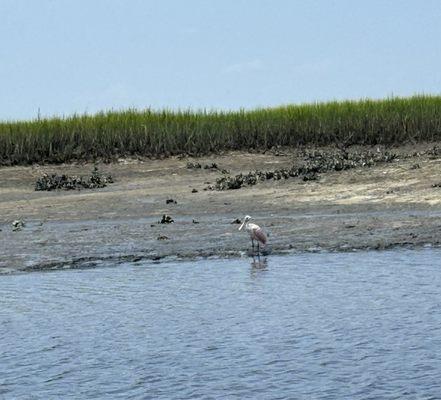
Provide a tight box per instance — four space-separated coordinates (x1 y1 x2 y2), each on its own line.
1 145 441 273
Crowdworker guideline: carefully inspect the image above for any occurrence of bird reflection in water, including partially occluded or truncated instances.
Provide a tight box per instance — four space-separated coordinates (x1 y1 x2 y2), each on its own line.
250 256 268 277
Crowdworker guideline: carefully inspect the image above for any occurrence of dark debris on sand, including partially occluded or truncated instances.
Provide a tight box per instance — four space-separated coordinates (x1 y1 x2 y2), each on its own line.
159 214 174 224
203 163 218 170
427 145 441 158
186 162 202 169
210 148 397 190
12 219 25 231
35 166 113 191
187 162 220 170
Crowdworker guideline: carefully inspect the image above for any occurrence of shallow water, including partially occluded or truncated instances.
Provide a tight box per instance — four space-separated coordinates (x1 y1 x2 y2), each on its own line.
1 249 441 399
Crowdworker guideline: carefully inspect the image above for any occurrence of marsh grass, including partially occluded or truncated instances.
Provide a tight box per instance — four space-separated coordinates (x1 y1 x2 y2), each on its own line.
1 95 440 165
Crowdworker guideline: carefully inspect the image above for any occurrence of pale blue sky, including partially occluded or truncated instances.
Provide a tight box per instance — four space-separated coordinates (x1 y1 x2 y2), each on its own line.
1 0 440 120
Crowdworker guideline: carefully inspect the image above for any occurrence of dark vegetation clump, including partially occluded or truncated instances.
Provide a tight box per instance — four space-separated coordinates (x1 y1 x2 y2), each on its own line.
35 167 113 191
166 198 177 204
211 148 397 190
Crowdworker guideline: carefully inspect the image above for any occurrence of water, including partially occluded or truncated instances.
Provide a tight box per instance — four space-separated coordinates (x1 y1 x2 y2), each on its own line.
1 249 441 399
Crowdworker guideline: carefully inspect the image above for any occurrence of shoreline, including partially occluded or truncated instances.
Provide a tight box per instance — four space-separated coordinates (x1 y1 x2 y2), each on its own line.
2 144 441 274
4 241 440 276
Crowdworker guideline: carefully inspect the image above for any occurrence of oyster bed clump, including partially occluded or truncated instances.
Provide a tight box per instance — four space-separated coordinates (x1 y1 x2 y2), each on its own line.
211 148 397 190
35 167 113 191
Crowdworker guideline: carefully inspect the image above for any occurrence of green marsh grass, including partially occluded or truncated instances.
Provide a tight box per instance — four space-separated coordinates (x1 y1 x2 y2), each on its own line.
1 95 440 165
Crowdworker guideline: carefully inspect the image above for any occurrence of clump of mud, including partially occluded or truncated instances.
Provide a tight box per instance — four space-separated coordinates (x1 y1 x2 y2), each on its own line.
35 167 113 191
211 148 397 190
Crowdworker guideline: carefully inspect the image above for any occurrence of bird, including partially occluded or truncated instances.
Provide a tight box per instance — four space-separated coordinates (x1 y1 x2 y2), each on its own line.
239 215 267 254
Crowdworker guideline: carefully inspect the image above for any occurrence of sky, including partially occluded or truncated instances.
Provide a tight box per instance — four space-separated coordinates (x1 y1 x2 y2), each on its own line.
1 0 440 120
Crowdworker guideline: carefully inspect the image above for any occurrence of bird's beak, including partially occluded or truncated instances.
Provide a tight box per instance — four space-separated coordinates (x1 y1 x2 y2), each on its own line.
239 221 245 231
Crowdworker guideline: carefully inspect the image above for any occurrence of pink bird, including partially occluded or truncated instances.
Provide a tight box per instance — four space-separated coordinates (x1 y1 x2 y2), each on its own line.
239 215 267 254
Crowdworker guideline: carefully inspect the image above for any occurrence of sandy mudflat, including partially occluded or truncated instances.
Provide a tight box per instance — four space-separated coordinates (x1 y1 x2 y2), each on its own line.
1 144 441 273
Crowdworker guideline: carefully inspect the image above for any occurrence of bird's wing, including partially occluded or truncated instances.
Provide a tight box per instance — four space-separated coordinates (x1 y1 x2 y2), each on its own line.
254 227 267 245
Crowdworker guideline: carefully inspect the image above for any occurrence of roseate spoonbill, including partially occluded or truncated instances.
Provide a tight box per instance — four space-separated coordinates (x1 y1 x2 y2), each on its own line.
239 215 267 254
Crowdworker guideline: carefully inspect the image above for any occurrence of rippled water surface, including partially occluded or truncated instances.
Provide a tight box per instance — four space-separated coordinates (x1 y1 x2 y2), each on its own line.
1 249 441 399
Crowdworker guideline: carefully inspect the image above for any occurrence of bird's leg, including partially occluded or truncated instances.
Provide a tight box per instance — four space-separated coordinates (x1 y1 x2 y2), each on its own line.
251 239 255 253
257 242 260 255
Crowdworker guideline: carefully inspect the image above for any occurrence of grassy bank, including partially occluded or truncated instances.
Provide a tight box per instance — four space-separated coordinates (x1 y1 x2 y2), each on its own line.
1 95 440 165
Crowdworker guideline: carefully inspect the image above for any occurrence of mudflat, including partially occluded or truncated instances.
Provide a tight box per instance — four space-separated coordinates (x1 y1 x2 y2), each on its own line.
1 144 441 273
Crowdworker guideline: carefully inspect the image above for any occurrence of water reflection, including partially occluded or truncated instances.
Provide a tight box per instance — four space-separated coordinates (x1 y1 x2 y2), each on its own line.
250 256 268 277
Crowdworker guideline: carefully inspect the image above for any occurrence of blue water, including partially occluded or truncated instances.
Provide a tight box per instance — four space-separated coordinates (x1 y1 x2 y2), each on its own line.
1 249 441 399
